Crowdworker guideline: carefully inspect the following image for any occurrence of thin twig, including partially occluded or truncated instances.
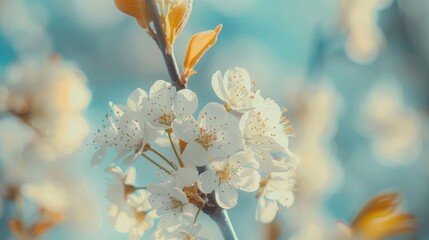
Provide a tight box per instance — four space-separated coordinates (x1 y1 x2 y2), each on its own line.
146 0 184 90
167 132 185 167
148 147 177 170
142 153 172 175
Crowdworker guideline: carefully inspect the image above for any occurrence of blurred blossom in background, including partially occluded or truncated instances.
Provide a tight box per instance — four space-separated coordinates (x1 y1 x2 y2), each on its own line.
1 0 428 239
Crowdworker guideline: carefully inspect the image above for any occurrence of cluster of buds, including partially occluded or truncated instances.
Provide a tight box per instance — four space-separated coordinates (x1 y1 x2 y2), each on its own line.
93 66 299 239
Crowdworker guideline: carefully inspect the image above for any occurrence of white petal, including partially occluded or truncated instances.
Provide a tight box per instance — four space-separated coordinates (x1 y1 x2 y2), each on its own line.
172 117 199 143
175 167 198 188
255 197 278 223
226 67 252 89
112 209 135 232
197 170 217 194
91 146 109 166
127 88 148 112
170 187 188 204
277 191 295 207
197 102 228 134
182 204 197 222
229 151 254 168
173 89 198 118
211 71 227 102
237 168 261 192
210 129 241 157
182 143 209 166
215 183 238 209
124 167 136 185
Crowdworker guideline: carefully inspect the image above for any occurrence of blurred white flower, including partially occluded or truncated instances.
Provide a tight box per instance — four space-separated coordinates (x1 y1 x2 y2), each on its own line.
1 57 91 159
105 164 138 207
144 80 198 131
211 67 261 113
340 0 393 63
197 151 260 209
172 102 241 166
359 80 422 166
108 190 157 240
255 172 296 223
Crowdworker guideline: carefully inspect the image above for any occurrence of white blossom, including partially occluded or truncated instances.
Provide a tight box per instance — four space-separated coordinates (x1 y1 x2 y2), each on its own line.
211 67 261 112
108 190 157 240
172 102 241 166
115 112 161 165
105 164 137 206
143 80 198 130
255 171 296 223
147 168 199 231
197 151 261 209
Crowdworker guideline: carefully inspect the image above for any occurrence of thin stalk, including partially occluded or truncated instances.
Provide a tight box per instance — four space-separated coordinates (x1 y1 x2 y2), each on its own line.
142 153 172 175
146 0 184 90
148 147 177 170
167 132 185 167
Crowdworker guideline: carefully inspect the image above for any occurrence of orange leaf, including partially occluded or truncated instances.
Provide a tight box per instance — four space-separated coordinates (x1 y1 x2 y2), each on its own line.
9 219 24 235
165 3 187 52
182 24 223 84
31 221 56 237
115 0 152 29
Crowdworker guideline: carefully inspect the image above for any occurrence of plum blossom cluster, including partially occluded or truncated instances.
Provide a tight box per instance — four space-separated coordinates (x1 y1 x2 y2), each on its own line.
94 67 299 239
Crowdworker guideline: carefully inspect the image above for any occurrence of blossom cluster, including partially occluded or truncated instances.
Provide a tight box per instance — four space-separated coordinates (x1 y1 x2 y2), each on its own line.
94 67 299 239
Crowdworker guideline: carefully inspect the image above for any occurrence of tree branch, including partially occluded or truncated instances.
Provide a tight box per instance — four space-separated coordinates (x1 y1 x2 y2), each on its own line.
146 0 184 90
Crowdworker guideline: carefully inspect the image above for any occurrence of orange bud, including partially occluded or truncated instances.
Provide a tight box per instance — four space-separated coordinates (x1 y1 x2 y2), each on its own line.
182 24 223 84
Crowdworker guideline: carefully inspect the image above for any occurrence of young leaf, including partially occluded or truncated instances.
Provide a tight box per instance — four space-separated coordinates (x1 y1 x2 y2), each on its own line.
182 24 223 84
165 3 187 53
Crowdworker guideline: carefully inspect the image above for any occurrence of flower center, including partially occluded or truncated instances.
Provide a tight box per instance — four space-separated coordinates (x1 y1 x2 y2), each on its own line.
196 128 218 150
123 184 135 199
136 211 146 223
169 198 185 211
158 113 174 126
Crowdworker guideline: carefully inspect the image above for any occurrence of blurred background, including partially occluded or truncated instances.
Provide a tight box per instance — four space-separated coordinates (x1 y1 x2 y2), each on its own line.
0 0 428 239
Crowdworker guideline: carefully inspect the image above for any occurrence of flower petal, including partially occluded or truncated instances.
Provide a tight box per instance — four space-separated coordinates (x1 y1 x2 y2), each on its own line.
255 197 278 223
215 183 238 209
175 167 198 188
211 71 227 102
197 170 217 194
182 143 209 166
172 117 199 143
197 102 228 133
173 89 198 118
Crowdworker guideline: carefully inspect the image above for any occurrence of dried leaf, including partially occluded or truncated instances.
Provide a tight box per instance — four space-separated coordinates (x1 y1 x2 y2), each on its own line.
182 24 223 84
